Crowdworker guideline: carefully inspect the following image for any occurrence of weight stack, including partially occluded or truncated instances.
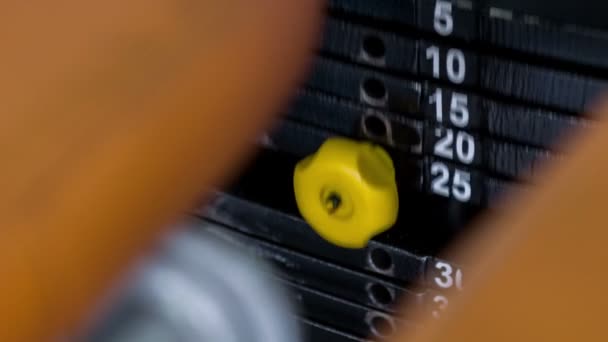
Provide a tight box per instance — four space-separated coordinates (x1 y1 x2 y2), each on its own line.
197 1 608 341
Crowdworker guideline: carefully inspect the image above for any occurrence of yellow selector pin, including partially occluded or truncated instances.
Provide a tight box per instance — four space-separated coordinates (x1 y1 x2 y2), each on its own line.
293 137 399 249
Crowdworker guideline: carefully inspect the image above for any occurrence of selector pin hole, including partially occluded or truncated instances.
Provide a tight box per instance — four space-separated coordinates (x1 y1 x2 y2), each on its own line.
370 247 393 271
369 283 394 306
363 115 388 139
324 192 342 214
362 35 386 60
370 314 396 338
362 78 387 101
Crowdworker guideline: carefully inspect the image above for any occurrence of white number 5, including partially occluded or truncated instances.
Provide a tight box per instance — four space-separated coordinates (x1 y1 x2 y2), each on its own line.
434 0 454 36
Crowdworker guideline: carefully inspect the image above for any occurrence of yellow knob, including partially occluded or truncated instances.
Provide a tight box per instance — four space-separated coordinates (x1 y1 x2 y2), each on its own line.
293 137 399 249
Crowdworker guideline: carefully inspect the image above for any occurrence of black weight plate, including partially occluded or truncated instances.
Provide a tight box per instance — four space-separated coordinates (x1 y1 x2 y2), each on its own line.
307 58 422 114
200 219 425 314
425 127 556 180
328 0 417 28
331 0 608 71
481 57 608 113
287 90 424 155
480 0 608 31
318 21 608 113
479 10 608 71
482 99 589 148
422 85 589 148
484 176 522 207
300 318 369 342
199 192 428 284
284 280 417 339
264 119 333 159
484 141 554 180
418 0 608 71
297 86 585 151
282 105 554 181
418 39 608 113
322 18 418 74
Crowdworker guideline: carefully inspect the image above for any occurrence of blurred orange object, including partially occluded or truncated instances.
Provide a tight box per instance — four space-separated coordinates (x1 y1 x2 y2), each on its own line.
0 1 322 340
4 1 608 341
393 107 608 341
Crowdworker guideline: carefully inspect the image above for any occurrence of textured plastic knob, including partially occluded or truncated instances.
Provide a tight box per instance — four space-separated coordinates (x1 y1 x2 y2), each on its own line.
293 137 399 248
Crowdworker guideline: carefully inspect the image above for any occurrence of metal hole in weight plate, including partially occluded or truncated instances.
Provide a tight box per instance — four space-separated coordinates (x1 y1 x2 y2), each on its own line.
363 78 386 100
368 283 394 306
363 114 388 139
370 247 393 272
369 313 396 338
362 35 386 61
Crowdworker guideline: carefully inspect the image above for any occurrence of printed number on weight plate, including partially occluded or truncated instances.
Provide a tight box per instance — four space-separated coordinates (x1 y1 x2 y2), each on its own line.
434 128 475 164
432 294 449 319
433 0 454 36
434 261 463 290
431 162 471 202
425 46 466 84
429 89 469 128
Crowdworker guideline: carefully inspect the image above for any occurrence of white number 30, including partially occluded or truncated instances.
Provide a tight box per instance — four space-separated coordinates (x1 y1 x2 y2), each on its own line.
434 261 463 290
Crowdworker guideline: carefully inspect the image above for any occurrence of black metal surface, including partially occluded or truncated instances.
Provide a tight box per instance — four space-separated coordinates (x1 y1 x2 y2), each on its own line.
422 124 554 180
285 280 417 339
200 193 426 282
200 192 469 288
288 90 424 153
479 11 608 71
299 318 369 342
480 0 608 31
322 19 419 74
329 0 608 69
480 57 606 113
314 48 607 116
199 218 426 314
286 92 560 182
308 57 422 114
479 97 588 149
293 88 587 152
328 0 418 28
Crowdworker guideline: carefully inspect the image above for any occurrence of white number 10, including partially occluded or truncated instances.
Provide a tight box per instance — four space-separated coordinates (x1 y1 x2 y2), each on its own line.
425 46 466 84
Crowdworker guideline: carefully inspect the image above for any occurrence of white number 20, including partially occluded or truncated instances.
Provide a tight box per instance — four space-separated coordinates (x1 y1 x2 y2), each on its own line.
434 0 454 36
434 128 476 164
